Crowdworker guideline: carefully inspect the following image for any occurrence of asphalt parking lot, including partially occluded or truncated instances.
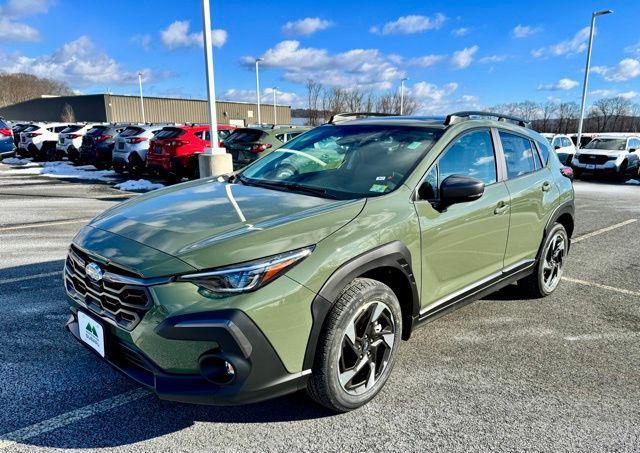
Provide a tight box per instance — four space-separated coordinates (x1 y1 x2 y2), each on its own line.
1 163 639 452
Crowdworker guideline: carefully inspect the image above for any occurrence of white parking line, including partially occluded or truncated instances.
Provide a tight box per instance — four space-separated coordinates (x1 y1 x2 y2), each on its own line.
562 276 640 297
572 219 637 243
0 388 151 450
0 271 62 285
0 218 91 232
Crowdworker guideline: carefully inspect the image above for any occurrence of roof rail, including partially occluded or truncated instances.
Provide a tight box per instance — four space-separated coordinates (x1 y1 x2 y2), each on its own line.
328 112 396 124
444 111 530 128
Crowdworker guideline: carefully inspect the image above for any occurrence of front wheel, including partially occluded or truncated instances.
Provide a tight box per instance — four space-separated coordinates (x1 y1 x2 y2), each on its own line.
519 223 568 297
306 278 402 412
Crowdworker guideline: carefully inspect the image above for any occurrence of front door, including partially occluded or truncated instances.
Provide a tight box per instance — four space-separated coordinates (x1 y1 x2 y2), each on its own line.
414 128 511 313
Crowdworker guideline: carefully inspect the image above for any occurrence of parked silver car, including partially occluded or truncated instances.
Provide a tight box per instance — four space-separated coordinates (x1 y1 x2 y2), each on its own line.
112 124 171 175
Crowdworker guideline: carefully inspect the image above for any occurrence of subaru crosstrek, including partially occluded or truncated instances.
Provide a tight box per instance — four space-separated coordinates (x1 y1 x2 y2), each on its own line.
65 112 575 412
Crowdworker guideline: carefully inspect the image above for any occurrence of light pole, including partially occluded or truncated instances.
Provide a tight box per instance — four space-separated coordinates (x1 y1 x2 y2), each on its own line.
273 87 277 125
198 0 232 177
255 58 263 125
137 72 146 123
577 9 613 148
400 77 408 115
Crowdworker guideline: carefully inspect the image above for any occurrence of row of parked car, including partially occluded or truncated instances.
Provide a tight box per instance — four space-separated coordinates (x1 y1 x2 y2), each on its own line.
542 132 640 181
2 118 310 181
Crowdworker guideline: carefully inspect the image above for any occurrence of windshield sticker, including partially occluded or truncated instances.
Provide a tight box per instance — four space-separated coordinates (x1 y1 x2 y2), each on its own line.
407 141 422 150
369 184 388 193
376 176 387 181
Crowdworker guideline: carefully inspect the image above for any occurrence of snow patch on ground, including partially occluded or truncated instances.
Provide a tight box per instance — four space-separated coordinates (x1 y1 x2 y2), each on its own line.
114 179 165 192
626 179 640 185
2 157 33 165
0 161 116 180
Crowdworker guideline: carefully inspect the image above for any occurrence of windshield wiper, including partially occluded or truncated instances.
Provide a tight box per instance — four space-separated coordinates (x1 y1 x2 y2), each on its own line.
238 176 338 199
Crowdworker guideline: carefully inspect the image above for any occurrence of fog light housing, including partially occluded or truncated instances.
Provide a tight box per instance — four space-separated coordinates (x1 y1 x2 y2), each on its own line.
199 355 236 385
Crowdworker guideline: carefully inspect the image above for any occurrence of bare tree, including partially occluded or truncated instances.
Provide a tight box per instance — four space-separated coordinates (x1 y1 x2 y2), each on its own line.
305 79 322 126
60 103 76 122
0 72 73 108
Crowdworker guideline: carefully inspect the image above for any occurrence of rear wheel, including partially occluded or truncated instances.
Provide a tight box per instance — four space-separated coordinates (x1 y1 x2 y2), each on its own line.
519 223 568 297
307 278 402 412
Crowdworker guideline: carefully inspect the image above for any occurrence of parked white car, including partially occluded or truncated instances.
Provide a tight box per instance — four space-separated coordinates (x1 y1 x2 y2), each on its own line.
112 124 171 175
18 122 73 161
56 123 99 161
571 134 640 180
541 133 576 166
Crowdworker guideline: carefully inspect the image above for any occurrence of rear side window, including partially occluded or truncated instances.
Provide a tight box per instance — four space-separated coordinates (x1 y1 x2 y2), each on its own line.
536 140 551 165
500 131 537 178
438 129 497 185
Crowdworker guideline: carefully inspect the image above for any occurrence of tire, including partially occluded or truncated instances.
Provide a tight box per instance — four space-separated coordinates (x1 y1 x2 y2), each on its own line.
519 223 569 298
306 278 402 412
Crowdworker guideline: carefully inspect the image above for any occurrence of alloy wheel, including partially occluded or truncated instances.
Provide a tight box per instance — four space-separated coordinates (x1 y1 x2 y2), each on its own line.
542 232 566 292
337 301 396 396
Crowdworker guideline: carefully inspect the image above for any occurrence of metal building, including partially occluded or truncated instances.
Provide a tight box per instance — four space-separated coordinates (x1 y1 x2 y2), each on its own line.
0 94 291 126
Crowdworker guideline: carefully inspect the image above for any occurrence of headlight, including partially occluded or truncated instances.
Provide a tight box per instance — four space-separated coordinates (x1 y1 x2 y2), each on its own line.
177 247 313 295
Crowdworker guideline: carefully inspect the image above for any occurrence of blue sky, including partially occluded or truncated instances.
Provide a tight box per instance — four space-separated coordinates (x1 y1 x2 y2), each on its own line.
1 0 639 113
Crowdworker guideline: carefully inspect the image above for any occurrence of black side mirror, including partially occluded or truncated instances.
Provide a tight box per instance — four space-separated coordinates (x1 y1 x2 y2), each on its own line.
440 175 485 208
629 148 637 153
554 145 561 150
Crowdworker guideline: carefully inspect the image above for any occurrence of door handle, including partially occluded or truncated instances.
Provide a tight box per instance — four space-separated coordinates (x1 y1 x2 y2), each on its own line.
542 181 551 192
494 201 509 215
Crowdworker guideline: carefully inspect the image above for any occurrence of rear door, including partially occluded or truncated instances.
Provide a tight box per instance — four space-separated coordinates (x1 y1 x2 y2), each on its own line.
498 130 559 268
415 128 511 311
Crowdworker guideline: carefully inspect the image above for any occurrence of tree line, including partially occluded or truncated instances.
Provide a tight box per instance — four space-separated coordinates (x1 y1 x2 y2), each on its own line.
0 73 73 109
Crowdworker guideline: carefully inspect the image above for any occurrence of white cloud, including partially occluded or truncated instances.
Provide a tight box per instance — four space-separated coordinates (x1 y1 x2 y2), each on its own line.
451 45 479 69
589 89 617 97
130 34 152 51
408 81 479 115
537 78 579 91
2 36 152 87
0 0 55 42
160 20 227 50
0 18 40 41
282 17 332 36
592 58 640 82
245 40 405 90
223 88 305 108
371 13 446 35
512 25 540 38
625 41 640 55
478 54 507 64
532 27 590 58
409 54 447 67
452 27 469 37
619 91 639 100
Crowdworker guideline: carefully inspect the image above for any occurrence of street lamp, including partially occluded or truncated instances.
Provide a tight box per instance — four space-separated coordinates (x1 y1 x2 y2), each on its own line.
577 9 613 148
400 77 408 115
255 58 263 124
137 72 145 123
272 87 277 125
198 0 232 178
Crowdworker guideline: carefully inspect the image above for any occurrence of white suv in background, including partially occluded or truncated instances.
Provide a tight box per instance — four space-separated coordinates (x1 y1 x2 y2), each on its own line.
56 123 98 161
541 133 577 166
18 122 73 161
112 124 170 175
571 134 640 181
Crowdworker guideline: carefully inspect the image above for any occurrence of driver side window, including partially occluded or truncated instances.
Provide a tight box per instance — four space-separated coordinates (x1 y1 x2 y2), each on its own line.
421 129 496 201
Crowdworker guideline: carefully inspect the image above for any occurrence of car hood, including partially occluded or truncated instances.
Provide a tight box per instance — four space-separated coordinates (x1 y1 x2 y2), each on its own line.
89 178 365 270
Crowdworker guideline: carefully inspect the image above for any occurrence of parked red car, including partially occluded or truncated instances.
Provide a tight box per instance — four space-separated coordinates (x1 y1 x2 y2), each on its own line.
146 124 236 181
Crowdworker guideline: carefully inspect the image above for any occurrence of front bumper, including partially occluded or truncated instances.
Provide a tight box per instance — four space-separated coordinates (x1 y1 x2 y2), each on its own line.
66 307 310 405
571 159 621 174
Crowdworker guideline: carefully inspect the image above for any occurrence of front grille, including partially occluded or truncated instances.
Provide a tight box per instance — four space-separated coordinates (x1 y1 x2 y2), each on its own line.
65 245 153 330
578 154 614 165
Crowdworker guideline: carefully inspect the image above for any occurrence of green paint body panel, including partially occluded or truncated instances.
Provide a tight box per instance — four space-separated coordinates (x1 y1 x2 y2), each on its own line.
67 118 574 383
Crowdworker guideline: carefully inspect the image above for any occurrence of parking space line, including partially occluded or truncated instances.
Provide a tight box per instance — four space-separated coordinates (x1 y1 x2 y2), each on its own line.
0 388 151 450
562 276 640 297
0 218 91 232
0 271 62 285
572 219 637 243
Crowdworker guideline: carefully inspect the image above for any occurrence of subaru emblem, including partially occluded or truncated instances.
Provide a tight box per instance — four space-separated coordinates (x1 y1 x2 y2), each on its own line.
85 262 103 282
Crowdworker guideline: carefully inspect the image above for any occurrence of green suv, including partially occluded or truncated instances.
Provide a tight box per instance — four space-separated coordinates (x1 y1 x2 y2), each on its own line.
65 112 574 412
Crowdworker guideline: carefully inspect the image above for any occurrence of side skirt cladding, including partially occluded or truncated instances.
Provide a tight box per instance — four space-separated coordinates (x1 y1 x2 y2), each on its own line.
302 241 420 371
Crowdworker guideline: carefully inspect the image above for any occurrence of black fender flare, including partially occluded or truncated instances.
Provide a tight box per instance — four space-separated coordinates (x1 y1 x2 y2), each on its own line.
302 241 419 370
539 199 575 260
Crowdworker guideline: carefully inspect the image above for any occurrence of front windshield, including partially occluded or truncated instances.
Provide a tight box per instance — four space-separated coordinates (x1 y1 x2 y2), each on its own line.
239 124 443 199
584 138 627 151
